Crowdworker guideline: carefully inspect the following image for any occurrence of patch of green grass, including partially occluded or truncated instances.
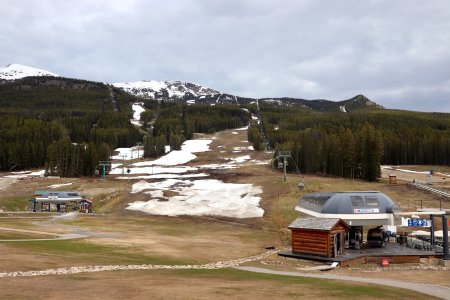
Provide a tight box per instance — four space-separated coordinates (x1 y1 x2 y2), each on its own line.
0 231 56 240
7 239 189 266
0 196 30 211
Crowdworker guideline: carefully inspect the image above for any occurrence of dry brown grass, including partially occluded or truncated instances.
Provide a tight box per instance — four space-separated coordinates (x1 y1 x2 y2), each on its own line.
0 269 436 300
0 128 449 298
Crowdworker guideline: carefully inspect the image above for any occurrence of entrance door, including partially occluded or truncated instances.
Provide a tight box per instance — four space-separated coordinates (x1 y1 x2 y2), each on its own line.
334 233 341 257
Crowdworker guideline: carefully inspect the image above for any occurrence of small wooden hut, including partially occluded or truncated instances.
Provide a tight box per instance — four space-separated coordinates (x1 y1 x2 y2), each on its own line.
289 218 349 258
389 174 397 184
79 199 93 213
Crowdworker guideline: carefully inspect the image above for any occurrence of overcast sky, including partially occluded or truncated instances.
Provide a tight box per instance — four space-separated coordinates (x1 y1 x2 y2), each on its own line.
1 0 449 112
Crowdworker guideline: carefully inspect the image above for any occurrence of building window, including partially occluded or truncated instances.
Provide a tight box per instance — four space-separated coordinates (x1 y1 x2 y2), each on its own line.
365 197 379 206
350 196 364 206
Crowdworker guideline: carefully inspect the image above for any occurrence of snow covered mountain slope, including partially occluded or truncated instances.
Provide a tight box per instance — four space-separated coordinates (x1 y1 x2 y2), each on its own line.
113 80 220 100
0 63 59 80
0 63 382 111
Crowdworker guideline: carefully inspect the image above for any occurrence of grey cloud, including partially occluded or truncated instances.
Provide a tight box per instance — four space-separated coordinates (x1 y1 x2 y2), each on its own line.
0 0 449 112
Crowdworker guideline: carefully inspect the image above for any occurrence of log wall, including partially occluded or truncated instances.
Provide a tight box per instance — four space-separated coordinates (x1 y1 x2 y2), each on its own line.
292 229 331 257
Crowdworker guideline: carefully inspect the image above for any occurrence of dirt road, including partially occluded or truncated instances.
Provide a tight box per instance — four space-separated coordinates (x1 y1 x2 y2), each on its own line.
0 226 87 241
0 177 15 192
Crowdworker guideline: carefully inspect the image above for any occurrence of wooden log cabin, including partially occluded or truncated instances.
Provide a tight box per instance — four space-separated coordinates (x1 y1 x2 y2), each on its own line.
289 218 349 258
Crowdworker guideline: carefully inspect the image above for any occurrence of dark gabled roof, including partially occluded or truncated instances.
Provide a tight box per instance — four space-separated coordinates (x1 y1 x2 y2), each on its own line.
288 217 348 230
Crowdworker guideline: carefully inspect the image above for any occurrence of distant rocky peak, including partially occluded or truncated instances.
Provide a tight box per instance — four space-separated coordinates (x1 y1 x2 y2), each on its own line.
112 80 220 100
348 94 381 107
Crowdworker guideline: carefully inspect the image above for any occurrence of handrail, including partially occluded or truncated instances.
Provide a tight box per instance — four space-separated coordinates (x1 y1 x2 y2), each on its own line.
411 183 450 198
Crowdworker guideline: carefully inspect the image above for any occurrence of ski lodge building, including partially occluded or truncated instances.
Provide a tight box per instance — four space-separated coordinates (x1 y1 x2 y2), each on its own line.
29 191 92 213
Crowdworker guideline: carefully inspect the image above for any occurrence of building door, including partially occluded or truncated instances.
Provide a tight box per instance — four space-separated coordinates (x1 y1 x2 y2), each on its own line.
334 233 341 257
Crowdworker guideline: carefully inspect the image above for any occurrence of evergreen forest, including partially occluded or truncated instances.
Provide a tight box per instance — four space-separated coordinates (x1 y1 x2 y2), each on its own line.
1 76 449 182
142 102 250 157
0 77 141 176
248 104 450 181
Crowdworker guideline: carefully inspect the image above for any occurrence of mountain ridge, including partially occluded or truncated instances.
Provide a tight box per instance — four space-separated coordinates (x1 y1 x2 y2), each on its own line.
0 63 59 80
0 63 382 112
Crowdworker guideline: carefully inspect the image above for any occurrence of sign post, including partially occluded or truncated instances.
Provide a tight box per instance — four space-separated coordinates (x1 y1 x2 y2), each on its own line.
443 215 449 260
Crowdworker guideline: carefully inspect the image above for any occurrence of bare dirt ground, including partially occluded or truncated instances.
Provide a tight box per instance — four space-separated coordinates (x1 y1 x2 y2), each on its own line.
382 165 450 186
1 128 450 299
0 177 15 191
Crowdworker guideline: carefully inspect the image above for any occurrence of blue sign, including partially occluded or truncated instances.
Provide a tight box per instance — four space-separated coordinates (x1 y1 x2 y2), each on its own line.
407 219 429 227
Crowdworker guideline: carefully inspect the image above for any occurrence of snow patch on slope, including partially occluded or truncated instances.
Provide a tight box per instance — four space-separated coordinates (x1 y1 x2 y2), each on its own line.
0 63 58 80
127 179 264 218
131 102 145 126
112 80 220 99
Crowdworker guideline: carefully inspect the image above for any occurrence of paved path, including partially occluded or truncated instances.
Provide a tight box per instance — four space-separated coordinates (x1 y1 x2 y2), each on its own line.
236 266 450 300
0 212 119 241
0 226 88 241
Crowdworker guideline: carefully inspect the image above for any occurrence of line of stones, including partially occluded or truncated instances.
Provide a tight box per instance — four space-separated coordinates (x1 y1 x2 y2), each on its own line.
0 249 279 278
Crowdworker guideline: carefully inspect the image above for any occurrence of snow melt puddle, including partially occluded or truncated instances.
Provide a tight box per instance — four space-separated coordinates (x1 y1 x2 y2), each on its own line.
127 179 264 218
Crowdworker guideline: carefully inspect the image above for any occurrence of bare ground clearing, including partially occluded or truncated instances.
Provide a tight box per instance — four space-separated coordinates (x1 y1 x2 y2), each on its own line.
1 128 450 298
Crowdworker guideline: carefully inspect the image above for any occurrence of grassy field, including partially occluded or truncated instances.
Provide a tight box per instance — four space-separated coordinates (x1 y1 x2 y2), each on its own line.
0 268 436 300
0 230 56 240
0 196 30 211
0 129 449 299
6 239 189 265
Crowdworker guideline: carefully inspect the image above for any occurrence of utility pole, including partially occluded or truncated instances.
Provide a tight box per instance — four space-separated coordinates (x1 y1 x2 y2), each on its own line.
443 214 449 260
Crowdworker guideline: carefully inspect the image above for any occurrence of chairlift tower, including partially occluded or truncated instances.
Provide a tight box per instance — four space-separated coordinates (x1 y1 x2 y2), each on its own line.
273 151 291 182
136 142 143 158
119 154 127 175
98 161 111 180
